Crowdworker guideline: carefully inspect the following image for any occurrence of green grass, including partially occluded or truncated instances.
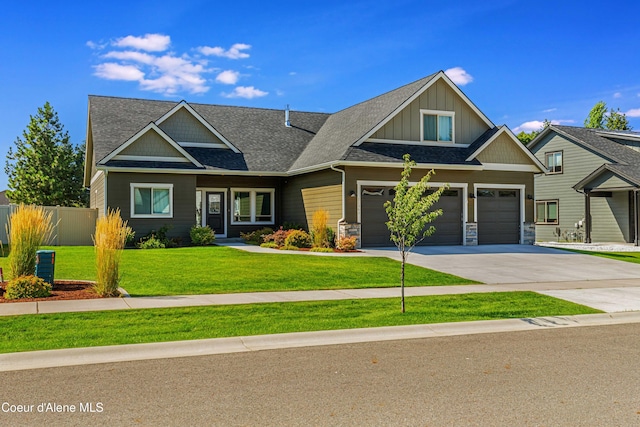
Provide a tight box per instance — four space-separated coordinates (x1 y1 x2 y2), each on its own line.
563 249 640 264
0 246 477 296
0 292 601 353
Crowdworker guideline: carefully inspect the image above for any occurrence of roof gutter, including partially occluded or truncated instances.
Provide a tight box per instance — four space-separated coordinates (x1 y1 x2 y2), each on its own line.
330 164 346 233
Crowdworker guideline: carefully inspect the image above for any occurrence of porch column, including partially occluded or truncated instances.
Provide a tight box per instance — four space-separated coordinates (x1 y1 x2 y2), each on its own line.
635 190 639 246
584 191 592 244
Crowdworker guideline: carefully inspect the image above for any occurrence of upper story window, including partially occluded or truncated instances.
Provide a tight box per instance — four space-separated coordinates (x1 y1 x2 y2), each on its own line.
421 110 454 143
545 151 562 174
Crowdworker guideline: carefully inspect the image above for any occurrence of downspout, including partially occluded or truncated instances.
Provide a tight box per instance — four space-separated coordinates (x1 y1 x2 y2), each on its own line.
635 189 639 246
103 170 108 217
330 164 346 233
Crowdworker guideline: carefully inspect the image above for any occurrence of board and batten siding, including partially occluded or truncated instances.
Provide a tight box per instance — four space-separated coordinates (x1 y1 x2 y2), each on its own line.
476 133 534 165
371 79 489 144
282 169 343 230
107 172 197 239
531 133 629 242
159 108 225 144
119 130 185 158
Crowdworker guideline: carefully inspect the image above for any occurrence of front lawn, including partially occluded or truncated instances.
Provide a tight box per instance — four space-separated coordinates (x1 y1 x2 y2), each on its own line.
564 249 640 264
0 292 600 353
0 246 477 296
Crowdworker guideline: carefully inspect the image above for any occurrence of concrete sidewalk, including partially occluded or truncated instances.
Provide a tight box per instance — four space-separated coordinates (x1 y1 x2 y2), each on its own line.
3 278 640 317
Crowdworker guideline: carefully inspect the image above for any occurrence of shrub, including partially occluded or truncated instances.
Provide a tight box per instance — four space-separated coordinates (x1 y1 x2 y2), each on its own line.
310 247 334 253
282 221 304 231
263 227 293 247
284 229 312 248
260 242 278 249
336 236 358 251
282 244 299 251
240 227 274 245
190 225 216 246
93 209 128 297
7 204 54 278
138 236 166 249
326 227 336 248
311 210 330 248
4 275 51 300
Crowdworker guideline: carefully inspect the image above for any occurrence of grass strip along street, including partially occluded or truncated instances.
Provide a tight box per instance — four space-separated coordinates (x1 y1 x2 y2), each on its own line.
1 246 478 296
0 292 600 353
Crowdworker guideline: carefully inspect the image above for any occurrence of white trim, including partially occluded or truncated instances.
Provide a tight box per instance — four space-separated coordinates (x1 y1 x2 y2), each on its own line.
466 126 546 172
90 170 104 186
481 163 542 172
178 141 230 149
98 165 286 177
113 155 191 163
420 109 455 143
155 101 240 153
595 130 640 141
130 183 174 219
354 71 494 146
356 180 468 245
196 187 227 237
230 188 276 225
99 123 203 168
365 138 470 148
287 161 484 176
472 183 526 244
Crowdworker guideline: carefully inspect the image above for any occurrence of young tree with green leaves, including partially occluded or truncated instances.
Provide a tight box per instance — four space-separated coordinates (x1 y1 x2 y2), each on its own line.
5 102 87 207
606 107 632 131
584 101 632 131
584 101 607 129
385 154 447 313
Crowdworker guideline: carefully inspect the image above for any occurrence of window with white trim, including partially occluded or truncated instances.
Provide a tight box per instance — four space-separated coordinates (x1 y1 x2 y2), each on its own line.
535 200 558 224
545 151 562 174
421 110 454 143
131 184 173 218
231 189 274 224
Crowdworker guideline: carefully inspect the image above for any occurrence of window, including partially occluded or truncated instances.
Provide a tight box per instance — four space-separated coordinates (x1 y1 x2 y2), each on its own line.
131 184 173 218
536 200 558 224
545 151 562 174
421 110 454 143
232 189 274 224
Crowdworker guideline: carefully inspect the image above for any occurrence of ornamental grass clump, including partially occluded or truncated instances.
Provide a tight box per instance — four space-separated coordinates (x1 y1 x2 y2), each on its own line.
7 204 54 278
311 209 330 248
93 209 129 297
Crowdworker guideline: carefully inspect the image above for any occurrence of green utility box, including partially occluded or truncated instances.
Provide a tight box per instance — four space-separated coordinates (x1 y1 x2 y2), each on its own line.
35 250 55 285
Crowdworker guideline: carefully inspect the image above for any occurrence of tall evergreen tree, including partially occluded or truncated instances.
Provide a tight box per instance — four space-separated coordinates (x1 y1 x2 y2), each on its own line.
4 102 87 206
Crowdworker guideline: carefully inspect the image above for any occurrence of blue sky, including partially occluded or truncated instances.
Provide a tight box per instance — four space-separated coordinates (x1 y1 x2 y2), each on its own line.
2 0 640 191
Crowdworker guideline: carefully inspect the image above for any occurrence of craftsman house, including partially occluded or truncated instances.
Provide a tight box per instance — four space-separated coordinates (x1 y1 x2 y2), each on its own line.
528 125 640 244
84 70 545 247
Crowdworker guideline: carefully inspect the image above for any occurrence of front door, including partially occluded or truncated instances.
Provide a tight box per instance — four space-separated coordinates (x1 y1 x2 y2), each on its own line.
206 192 225 235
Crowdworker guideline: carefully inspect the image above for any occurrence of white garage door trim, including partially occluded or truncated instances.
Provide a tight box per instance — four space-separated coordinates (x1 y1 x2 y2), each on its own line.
357 180 469 245
472 183 525 244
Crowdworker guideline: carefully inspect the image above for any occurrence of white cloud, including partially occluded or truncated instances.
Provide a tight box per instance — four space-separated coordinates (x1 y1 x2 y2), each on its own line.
614 92 622 99
289 72 297 76
223 86 268 99
198 43 251 59
626 108 640 118
542 108 557 113
215 70 240 85
93 63 145 81
104 51 156 65
444 67 473 86
513 119 575 133
114 34 171 52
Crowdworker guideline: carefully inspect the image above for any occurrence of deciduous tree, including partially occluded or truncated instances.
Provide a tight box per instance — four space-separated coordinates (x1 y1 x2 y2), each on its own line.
385 154 447 313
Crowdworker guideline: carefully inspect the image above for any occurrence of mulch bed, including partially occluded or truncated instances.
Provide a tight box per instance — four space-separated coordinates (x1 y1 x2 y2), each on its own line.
0 280 109 303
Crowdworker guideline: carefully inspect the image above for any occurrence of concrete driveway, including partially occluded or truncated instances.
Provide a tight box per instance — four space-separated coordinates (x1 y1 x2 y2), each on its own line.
364 244 640 284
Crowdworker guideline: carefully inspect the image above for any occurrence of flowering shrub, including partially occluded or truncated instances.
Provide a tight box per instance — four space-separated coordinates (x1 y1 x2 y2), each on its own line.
4 275 51 300
335 236 358 251
263 227 293 247
284 230 312 248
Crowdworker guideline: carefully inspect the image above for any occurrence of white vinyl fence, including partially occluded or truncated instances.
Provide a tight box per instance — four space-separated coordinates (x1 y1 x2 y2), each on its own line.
0 205 98 246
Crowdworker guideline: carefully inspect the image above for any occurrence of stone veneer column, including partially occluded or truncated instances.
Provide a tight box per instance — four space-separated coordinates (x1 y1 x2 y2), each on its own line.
522 222 535 245
465 223 478 246
338 223 362 249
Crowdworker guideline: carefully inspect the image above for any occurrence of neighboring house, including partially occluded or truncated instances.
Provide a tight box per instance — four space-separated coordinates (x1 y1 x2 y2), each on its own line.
528 125 640 244
84 70 545 247
0 191 9 205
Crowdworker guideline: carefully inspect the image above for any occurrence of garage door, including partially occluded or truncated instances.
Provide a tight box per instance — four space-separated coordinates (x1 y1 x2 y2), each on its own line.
477 189 520 244
360 187 463 247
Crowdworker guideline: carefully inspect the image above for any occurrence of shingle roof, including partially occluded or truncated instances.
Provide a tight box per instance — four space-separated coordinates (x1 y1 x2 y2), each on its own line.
89 96 329 173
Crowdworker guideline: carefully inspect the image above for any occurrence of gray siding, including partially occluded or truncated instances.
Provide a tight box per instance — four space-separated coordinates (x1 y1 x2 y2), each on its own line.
119 130 185 158
107 173 197 241
531 132 629 242
372 79 489 145
90 171 105 216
